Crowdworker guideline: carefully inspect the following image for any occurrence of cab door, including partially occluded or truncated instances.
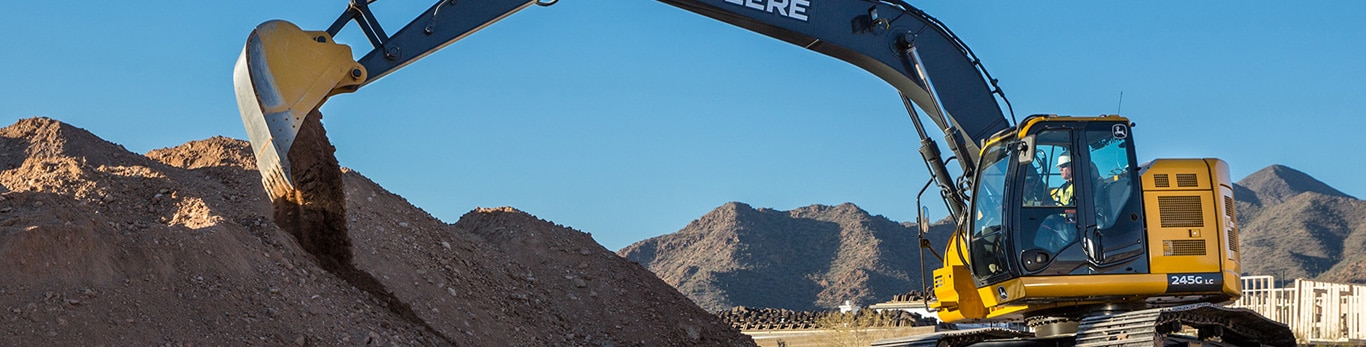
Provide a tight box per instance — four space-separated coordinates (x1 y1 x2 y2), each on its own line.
1075 122 1148 270
968 141 1014 286
1014 127 1083 274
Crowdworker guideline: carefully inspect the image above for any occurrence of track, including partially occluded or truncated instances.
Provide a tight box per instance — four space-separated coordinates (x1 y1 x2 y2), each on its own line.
871 303 1295 347
1074 303 1295 347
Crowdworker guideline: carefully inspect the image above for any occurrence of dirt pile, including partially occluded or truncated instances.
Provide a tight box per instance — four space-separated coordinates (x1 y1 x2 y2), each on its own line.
618 202 954 312
0 117 752 346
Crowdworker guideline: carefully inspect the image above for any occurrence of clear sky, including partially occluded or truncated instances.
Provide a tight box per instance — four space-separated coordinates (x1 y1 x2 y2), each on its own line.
4 1 1363 250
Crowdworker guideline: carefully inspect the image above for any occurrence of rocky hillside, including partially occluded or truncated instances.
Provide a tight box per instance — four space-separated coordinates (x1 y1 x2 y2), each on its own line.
1234 165 1366 283
617 202 953 312
0 117 752 346
621 165 1366 314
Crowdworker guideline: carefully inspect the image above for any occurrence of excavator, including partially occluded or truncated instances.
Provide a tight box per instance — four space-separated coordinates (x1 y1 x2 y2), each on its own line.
233 0 1295 346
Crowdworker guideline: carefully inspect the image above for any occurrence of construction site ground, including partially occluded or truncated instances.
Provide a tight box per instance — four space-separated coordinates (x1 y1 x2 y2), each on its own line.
744 326 935 347
0 117 753 346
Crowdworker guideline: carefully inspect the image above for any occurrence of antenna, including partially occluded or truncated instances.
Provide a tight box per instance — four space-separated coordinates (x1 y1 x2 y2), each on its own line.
1117 91 1125 115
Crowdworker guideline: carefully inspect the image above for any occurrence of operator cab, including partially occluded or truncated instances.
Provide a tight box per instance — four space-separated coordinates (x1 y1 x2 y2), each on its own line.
967 115 1148 289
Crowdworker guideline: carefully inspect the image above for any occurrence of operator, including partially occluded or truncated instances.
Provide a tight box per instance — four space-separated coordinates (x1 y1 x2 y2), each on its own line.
1035 152 1078 253
1050 153 1075 206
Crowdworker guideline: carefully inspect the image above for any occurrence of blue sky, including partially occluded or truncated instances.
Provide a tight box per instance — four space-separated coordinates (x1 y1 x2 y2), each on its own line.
4 1 1363 250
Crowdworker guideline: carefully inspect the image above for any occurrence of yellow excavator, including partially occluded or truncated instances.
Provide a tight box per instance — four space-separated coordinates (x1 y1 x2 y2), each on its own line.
898 116 1296 347
233 1 1294 346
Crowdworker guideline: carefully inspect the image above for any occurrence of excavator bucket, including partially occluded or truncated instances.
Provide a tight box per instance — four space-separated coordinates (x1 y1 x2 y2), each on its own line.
233 20 366 199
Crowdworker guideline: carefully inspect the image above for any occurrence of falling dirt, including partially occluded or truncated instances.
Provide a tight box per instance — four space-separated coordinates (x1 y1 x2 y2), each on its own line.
273 110 354 275
274 111 455 344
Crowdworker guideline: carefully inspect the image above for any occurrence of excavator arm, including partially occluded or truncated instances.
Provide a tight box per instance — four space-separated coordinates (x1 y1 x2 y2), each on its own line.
234 0 547 197
234 0 1012 215
339 0 546 84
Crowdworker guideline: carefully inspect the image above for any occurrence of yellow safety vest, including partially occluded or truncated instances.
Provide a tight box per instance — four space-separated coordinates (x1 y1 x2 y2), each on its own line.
1050 182 1074 206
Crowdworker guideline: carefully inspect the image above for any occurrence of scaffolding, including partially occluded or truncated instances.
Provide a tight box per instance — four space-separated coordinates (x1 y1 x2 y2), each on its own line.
1231 275 1366 344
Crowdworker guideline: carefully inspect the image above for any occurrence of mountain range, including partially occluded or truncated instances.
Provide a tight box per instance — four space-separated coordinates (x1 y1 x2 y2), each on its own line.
620 165 1366 312
1234 165 1366 283
618 202 954 312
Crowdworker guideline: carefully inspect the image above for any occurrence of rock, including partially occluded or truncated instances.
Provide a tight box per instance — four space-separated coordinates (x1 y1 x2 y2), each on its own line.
684 325 700 340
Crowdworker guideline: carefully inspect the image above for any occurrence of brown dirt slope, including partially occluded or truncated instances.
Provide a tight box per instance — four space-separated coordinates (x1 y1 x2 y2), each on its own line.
0 117 752 346
617 202 953 312
1235 165 1366 284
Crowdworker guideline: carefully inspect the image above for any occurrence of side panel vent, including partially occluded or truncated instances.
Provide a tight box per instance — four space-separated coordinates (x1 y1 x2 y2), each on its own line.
1176 174 1199 187
1159 196 1205 228
1224 195 1239 253
1154 174 1171 188
1227 229 1239 253
1224 196 1236 218
1164 239 1207 256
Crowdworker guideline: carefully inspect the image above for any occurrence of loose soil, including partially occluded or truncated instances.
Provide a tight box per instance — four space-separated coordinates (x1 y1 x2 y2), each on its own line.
0 117 753 346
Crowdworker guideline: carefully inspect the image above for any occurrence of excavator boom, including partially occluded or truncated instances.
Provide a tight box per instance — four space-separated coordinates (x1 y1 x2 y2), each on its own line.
660 0 1015 218
660 0 1011 164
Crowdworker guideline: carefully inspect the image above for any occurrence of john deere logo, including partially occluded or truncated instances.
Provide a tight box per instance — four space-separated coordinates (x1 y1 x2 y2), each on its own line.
722 0 811 22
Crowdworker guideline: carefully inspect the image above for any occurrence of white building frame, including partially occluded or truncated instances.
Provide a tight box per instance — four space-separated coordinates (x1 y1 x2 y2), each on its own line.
1231 275 1365 344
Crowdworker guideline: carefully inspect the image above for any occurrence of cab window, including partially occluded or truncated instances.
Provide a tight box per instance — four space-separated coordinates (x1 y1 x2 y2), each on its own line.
970 143 1011 280
1021 130 1074 207
1086 128 1133 230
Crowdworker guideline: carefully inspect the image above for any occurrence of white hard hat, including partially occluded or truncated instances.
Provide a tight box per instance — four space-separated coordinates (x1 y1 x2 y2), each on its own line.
1056 154 1072 168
